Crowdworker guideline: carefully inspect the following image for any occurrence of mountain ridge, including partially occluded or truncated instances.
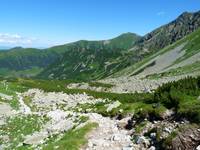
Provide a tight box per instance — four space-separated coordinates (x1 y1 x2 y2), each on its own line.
136 10 200 52
0 10 200 80
0 32 140 78
38 10 200 80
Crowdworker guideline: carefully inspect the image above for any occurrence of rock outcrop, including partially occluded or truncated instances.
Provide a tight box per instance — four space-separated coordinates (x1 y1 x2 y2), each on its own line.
171 127 200 150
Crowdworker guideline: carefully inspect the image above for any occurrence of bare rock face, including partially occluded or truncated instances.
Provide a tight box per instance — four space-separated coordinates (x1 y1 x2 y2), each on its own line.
171 127 200 150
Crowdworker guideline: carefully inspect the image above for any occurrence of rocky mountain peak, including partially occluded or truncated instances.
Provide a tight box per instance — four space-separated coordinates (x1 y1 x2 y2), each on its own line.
138 10 200 52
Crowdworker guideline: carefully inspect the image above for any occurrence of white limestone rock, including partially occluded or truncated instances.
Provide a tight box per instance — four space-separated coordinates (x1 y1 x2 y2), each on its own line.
106 101 121 112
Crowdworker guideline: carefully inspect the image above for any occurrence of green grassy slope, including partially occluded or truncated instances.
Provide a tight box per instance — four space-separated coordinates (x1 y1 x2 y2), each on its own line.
37 33 141 80
0 47 64 76
0 33 140 78
38 47 132 80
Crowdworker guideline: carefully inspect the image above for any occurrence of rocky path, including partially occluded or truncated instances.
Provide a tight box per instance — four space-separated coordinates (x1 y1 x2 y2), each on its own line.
83 113 134 150
17 93 32 114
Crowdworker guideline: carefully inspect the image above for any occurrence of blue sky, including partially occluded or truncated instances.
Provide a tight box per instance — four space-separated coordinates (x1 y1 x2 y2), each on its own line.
0 0 199 48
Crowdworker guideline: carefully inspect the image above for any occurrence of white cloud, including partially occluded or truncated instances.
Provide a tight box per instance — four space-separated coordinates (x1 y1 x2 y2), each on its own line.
0 33 37 45
157 11 166 16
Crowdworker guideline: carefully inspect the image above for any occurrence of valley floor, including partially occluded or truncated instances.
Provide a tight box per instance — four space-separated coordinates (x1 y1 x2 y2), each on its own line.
67 70 200 93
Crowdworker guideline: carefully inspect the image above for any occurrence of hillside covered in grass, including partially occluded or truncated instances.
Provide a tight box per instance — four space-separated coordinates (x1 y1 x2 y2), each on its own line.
0 33 140 79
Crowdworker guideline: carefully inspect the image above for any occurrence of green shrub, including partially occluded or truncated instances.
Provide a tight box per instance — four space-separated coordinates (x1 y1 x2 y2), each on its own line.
88 82 114 88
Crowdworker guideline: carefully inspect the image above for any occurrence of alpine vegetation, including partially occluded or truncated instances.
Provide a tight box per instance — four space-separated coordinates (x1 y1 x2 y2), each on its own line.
0 1 200 150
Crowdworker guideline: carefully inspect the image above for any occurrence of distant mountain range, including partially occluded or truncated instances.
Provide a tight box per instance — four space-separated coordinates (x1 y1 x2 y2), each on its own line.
0 10 200 80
